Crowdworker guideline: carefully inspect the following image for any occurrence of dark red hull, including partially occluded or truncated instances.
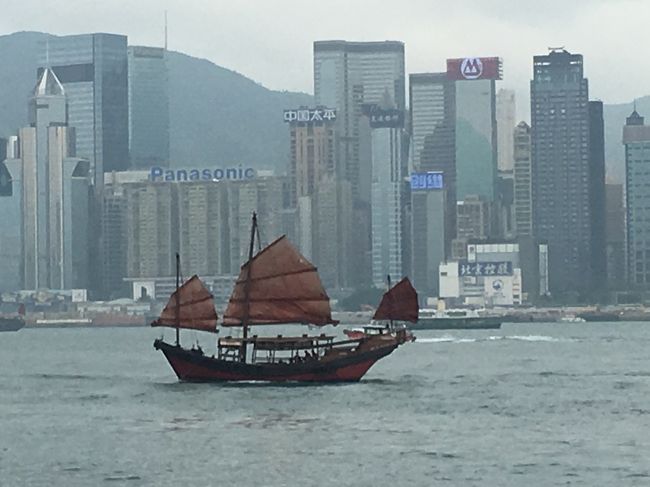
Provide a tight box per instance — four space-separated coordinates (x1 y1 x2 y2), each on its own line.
154 339 398 382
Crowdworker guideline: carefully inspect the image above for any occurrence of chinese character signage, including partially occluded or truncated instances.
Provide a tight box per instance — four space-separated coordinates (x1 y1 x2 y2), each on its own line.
459 261 513 277
410 172 444 191
283 107 336 124
368 108 404 128
447 57 502 81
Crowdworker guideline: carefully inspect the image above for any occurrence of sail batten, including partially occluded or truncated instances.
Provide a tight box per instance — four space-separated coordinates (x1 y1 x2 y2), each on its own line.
152 275 218 333
223 236 337 327
373 277 419 323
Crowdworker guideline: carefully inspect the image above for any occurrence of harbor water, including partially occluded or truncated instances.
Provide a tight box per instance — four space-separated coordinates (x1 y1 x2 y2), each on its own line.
1 322 649 486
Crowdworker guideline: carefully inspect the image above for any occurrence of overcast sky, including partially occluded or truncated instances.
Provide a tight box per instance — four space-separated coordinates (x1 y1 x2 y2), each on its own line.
3 0 648 120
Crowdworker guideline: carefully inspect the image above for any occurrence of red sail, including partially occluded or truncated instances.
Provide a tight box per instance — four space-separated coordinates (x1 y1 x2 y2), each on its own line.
373 277 419 323
152 275 218 332
222 236 337 326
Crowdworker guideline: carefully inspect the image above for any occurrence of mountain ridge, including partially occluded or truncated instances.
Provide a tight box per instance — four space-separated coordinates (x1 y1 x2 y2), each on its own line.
0 31 313 173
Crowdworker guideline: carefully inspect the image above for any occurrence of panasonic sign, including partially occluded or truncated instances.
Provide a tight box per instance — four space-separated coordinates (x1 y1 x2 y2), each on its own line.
150 166 256 182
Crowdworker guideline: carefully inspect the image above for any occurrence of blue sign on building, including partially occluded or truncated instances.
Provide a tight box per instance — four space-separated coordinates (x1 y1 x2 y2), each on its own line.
459 261 513 277
410 172 444 191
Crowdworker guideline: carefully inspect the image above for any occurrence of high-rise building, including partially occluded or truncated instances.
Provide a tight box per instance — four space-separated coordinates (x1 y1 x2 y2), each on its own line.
531 49 594 294
605 183 625 288
39 33 129 180
496 89 516 171
284 106 337 206
313 175 353 289
18 69 91 290
448 57 500 202
367 101 407 288
41 34 129 297
409 73 456 252
453 195 491 259
513 121 533 236
588 101 607 290
125 182 178 279
0 155 23 292
128 46 170 169
410 171 446 297
623 109 650 287
314 41 405 287
314 40 405 200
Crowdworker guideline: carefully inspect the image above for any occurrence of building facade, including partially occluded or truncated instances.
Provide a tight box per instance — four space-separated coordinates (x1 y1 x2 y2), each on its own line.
513 121 533 236
531 49 596 295
496 89 516 171
314 41 405 287
367 103 407 288
314 40 405 202
449 57 500 203
39 33 129 180
128 46 170 169
409 73 457 252
605 183 625 288
623 110 650 287
410 172 446 298
19 69 91 290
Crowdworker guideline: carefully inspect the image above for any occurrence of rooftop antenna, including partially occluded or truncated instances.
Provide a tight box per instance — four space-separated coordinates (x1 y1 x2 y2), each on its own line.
164 10 168 51
45 37 50 67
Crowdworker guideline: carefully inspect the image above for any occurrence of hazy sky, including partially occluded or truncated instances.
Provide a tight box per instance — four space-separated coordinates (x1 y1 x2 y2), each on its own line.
3 0 648 119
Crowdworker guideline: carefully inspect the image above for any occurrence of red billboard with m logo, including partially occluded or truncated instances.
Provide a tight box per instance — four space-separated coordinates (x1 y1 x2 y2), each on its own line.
447 57 503 81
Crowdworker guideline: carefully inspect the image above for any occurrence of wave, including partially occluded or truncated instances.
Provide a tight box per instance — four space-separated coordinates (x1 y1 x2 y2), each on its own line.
415 337 477 343
414 335 572 344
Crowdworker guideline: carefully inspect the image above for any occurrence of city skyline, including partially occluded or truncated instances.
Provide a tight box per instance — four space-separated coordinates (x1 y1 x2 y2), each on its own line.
3 0 650 121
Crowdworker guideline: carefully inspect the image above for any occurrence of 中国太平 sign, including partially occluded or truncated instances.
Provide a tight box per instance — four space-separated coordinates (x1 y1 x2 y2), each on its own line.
283 107 337 123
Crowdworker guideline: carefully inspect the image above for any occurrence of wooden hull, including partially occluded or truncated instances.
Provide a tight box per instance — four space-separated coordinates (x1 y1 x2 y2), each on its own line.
154 338 399 382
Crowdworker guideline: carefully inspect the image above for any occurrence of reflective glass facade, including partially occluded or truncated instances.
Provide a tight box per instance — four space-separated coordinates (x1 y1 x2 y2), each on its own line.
128 46 170 168
39 34 129 180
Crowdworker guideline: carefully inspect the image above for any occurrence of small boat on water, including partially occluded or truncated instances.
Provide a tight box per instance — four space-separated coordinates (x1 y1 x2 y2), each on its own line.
344 277 418 342
153 213 413 383
412 308 502 330
0 317 25 332
0 304 25 332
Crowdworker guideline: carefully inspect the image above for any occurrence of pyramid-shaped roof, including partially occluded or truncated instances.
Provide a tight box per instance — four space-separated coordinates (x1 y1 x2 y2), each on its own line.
34 68 65 97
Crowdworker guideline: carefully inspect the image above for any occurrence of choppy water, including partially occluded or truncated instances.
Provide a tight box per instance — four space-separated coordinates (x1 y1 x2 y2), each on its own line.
1 323 650 486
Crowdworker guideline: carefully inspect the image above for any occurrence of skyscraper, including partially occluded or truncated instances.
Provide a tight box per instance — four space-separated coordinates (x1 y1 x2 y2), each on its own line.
128 46 170 169
0 148 23 292
605 183 625 288
531 49 595 294
284 106 337 206
588 101 607 290
314 40 405 200
410 171 446 297
40 34 128 296
409 73 456 253
496 89 516 171
314 41 405 286
448 57 500 202
513 121 533 237
19 68 91 290
366 100 407 288
623 109 650 287
39 33 129 181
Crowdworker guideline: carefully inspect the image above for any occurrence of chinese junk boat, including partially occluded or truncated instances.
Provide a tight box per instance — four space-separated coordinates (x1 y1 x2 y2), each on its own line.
344 277 418 342
153 214 412 382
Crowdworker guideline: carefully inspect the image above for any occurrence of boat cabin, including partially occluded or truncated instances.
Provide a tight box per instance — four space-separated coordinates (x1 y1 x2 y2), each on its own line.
217 333 337 364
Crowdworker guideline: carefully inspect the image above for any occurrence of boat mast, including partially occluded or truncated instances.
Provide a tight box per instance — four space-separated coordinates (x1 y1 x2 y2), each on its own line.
175 253 180 346
387 274 394 330
240 212 257 362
